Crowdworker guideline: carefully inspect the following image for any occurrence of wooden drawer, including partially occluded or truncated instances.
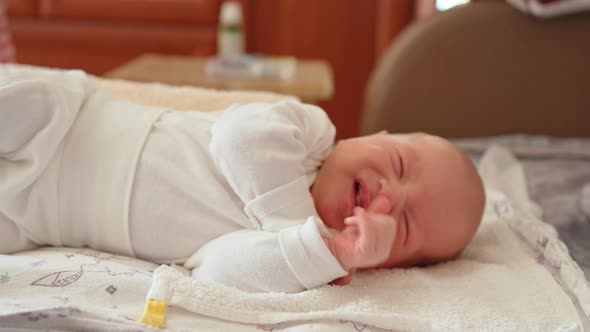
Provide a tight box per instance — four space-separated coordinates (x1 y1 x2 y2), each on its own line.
10 18 217 73
11 18 216 51
38 0 220 23
15 45 144 74
5 0 37 16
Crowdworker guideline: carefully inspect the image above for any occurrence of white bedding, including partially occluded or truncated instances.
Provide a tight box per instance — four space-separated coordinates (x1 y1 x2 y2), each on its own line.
0 248 387 332
0 147 587 332
138 146 587 332
0 64 588 331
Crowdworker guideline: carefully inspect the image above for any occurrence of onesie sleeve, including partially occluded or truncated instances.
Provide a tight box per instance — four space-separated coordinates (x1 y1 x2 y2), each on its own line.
209 100 336 231
0 69 93 198
184 217 347 293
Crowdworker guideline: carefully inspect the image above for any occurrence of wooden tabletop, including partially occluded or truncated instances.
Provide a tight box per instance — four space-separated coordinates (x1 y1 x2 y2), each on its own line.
104 54 334 103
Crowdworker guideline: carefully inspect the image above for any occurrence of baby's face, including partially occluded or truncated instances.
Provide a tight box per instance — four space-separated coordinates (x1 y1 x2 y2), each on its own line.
311 132 485 268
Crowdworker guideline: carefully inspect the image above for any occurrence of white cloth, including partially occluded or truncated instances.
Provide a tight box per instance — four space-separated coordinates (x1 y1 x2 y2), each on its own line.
144 146 586 332
0 67 166 256
479 145 590 322
0 66 346 293
186 218 345 293
128 110 246 262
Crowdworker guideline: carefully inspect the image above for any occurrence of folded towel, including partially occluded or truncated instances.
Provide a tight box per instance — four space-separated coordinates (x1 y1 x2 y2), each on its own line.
506 0 590 18
1 63 293 113
142 146 586 332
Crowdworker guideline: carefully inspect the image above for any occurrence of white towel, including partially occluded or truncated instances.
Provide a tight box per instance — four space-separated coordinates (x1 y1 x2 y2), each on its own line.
145 146 586 332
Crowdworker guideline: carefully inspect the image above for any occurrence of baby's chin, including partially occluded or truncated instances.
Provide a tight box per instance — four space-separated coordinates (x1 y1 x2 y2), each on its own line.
376 242 463 269
377 255 447 270
318 208 346 231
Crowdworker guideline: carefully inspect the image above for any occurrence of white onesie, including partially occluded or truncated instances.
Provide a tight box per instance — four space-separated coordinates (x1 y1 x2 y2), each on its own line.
0 67 347 293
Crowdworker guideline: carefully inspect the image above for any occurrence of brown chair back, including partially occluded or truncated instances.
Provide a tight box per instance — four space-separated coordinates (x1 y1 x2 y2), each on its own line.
362 2 590 137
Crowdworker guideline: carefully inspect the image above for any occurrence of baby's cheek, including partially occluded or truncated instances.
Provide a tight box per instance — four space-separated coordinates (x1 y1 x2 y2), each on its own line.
317 200 345 231
391 234 425 267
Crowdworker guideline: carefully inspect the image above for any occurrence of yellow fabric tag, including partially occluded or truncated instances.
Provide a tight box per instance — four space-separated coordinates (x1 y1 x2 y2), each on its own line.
138 298 168 328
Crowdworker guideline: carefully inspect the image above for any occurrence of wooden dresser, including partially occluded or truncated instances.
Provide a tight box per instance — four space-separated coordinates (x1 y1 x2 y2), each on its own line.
5 0 414 138
6 0 219 74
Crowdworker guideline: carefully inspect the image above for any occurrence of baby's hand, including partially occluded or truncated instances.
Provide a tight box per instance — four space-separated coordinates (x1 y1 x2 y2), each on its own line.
368 190 393 215
329 206 396 271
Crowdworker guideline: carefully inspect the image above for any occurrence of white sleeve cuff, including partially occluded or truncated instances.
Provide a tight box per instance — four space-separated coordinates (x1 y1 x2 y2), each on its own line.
244 175 318 232
278 217 347 290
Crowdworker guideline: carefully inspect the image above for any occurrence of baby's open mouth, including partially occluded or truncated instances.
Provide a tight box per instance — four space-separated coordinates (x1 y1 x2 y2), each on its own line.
352 178 371 213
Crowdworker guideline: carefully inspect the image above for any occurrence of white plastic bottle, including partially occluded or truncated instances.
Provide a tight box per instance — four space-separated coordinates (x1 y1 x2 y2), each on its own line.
218 1 244 58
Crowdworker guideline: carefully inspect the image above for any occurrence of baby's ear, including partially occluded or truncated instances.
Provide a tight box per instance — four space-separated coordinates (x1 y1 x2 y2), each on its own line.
376 130 389 136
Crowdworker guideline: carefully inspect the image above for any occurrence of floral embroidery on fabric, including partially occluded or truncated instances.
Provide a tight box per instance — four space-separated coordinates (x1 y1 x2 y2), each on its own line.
52 296 70 304
31 264 137 287
20 312 49 322
74 249 136 264
30 259 46 267
105 284 117 295
0 272 10 284
339 320 369 331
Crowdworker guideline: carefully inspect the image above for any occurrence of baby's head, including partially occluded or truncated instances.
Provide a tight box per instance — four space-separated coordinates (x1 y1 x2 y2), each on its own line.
311 132 485 269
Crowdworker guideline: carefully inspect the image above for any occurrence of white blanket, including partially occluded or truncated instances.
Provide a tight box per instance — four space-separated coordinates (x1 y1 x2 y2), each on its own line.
144 146 587 332
0 146 585 332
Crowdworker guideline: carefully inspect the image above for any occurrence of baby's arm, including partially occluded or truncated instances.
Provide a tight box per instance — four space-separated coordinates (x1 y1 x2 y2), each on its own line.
187 195 396 293
185 217 348 293
205 101 394 291
210 100 335 231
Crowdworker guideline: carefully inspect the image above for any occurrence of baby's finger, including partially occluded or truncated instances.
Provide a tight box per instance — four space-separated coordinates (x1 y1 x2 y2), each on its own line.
372 215 397 250
352 206 366 217
371 214 397 236
362 212 393 232
353 208 376 238
368 194 392 215
330 268 356 286
344 215 362 226
355 211 379 248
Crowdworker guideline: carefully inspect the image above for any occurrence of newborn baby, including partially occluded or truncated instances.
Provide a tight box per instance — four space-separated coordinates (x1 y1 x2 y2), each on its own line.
314 133 485 284
0 68 485 293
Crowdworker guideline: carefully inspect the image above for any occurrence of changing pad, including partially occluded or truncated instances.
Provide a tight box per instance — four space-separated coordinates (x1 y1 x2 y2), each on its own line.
141 146 588 332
